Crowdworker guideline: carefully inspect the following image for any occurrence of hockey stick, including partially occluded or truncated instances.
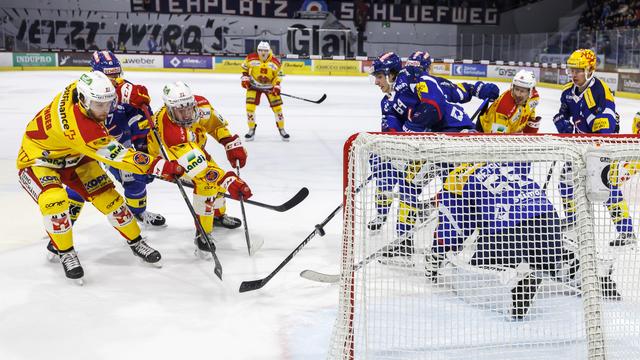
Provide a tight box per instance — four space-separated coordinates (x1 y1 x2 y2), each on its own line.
281 92 327 104
238 175 374 292
542 161 556 191
471 98 491 121
235 163 263 256
155 175 309 212
239 202 342 293
143 107 223 280
300 205 438 284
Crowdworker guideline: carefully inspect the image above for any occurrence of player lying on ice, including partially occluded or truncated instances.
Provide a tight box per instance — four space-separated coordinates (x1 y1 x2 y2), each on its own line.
17 72 184 284
146 81 252 258
426 162 622 320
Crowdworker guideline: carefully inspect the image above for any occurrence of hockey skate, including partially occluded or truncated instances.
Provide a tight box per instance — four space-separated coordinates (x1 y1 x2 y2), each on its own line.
128 237 162 267
378 236 414 267
58 248 84 285
134 210 167 228
609 232 637 247
194 233 217 260
278 127 290 141
367 213 387 231
214 214 242 229
245 126 256 141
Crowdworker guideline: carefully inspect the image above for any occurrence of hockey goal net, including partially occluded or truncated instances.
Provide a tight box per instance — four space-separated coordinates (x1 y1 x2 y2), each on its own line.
328 133 640 360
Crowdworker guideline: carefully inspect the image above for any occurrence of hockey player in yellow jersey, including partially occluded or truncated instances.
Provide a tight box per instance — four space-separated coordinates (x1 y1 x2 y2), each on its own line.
241 41 289 141
477 70 541 134
17 72 184 283
147 81 252 257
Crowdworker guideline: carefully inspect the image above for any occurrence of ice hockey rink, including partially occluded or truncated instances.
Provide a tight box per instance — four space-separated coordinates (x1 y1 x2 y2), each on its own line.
1 71 639 360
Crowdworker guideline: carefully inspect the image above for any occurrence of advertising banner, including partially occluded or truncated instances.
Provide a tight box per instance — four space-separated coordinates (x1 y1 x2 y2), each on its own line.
281 59 312 75
452 64 487 77
58 52 93 67
597 72 619 92
540 68 559 84
214 57 244 73
0 52 12 67
13 52 56 67
430 63 451 76
312 59 362 75
117 54 163 69
619 73 640 94
487 65 540 81
163 55 213 69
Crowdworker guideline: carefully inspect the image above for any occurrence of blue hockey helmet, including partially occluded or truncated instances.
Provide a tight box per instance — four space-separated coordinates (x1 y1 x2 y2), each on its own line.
406 51 432 72
371 52 402 76
90 50 122 78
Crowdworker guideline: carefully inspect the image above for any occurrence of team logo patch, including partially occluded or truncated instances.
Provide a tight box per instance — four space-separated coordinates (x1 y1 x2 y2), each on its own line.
205 169 219 182
133 152 150 165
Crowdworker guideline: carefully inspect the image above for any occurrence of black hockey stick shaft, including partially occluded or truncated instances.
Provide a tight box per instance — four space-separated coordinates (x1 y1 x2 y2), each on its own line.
543 161 556 191
143 107 223 280
235 163 254 256
471 98 490 121
238 202 343 293
155 175 309 212
281 92 327 104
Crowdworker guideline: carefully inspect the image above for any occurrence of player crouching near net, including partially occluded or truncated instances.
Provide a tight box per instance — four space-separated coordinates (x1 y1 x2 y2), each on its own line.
17 72 184 284
147 81 252 258
426 162 621 320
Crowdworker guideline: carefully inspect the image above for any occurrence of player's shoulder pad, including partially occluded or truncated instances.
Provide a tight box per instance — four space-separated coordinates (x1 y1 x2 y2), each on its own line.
270 56 281 66
562 82 573 91
160 112 189 147
530 87 540 99
246 53 260 61
495 91 516 115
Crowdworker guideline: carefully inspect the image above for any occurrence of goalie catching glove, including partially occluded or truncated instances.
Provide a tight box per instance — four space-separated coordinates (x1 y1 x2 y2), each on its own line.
220 134 247 168
148 158 185 180
220 172 252 200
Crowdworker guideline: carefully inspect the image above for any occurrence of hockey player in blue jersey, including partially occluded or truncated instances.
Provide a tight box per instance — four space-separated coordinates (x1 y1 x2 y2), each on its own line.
552 49 635 246
402 51 499 105
429 162 621 319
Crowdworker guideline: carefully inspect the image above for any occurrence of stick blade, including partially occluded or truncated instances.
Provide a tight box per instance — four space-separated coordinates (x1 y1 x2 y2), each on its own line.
239 279 265 293
275 187 310 211
299 270 340 283
315 94 327 104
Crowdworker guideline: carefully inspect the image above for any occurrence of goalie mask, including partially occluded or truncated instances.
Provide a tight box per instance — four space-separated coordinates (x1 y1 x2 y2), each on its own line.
162 81 199 127
511 70 536 105
76 71 117 123
257 41 271 61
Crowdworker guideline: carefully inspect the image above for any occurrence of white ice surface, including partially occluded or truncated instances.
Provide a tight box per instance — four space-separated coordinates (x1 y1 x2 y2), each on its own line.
0 71 638 360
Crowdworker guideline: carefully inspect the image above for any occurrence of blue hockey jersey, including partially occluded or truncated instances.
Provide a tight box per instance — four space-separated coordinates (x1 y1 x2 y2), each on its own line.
555 77 618 134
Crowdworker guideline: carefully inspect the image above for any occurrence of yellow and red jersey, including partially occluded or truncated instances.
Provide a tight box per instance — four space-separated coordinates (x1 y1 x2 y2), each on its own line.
241 53 282 90
147 95 232 180
17 80 156 174
478 88 540 134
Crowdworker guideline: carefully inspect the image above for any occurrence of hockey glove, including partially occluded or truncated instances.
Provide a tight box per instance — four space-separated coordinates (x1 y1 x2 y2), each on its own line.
523 116 541 134
117 83 151 108
147 157 184 180
553 114 574 134
271 84 281 96
473 81 499 101
241 75 251 89
220 134 247 168
219 172 252 200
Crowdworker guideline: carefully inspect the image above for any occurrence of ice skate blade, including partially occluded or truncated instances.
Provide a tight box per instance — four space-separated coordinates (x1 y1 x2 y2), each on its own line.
137 257 163 268
67 277 84 286
46 252 59 263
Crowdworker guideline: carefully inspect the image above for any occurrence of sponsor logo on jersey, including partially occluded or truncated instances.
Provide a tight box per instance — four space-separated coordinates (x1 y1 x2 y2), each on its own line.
39 175 59 187
133 152 150 165
98 141 127 162
84 174 110 192
45 200 66 208
49 213 71 233
111 205 133 226
186 152 206 172
205 169 219 182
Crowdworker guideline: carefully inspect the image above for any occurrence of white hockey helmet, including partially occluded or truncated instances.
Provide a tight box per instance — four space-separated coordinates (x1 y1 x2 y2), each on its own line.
512 70 536 90
76 71 117 122
257 41 271 61
162 81 198 127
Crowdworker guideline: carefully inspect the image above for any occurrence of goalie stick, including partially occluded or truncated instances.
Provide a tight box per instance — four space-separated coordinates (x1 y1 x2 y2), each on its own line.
300 203 438 284
155 176 309 212
143 107 223 280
